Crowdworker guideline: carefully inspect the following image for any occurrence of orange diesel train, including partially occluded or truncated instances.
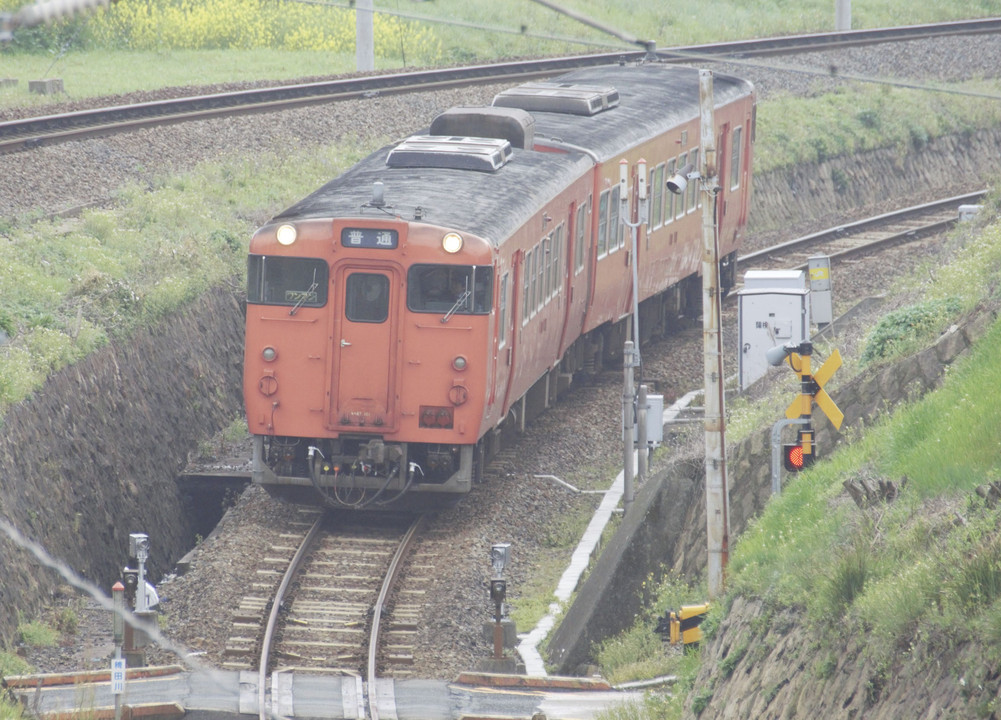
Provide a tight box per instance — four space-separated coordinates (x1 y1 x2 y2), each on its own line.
244 61 755 508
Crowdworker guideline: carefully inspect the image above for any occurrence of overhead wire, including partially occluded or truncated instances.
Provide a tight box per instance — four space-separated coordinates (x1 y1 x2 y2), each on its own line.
662 46 1001 102
279 0 1001 101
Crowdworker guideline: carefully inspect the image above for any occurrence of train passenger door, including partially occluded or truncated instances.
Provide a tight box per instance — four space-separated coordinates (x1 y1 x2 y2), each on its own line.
330 266 399 430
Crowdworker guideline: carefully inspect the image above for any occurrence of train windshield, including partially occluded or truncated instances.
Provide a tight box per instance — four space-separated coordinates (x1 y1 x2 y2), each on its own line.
407 265 493 315
247 255 329 308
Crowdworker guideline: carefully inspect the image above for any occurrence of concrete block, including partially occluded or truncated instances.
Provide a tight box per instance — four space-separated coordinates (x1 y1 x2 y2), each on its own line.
481 619 518 648
0 78 17 88
934 324 968 365
28 78 63 95
475 656 526 675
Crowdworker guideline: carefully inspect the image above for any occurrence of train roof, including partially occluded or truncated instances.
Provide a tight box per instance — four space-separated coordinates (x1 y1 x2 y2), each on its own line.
525 63 753 161
273 141 595 246
270 63 754 247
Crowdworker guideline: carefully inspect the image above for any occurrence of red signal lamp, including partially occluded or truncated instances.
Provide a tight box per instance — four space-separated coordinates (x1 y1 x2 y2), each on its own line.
783 439 816 473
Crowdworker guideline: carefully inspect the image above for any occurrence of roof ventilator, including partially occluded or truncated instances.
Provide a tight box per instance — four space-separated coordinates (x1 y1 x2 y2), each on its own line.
386 135 514 172
492 82 620 116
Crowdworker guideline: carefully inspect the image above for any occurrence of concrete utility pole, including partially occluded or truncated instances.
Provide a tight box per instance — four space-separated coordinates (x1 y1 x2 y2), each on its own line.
699 70 730 599
356 0 374 72
835 0 851 31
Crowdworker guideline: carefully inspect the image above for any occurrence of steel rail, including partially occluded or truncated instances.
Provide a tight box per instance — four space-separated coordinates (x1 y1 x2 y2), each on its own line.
257 513 327 720
365 513 426 720
3 18 1000 152
739 190 986 268
664 17 1001 60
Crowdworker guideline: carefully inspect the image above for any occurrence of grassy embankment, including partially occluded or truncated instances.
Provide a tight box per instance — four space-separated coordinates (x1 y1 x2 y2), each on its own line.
593 189 1001 717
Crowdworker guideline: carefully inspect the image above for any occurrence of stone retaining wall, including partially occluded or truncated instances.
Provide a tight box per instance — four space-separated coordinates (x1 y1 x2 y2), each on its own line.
747 127 1001 235
0 289 245 645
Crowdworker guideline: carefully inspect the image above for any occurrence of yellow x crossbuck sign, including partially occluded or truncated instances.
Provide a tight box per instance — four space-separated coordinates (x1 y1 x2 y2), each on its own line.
784 348 844 430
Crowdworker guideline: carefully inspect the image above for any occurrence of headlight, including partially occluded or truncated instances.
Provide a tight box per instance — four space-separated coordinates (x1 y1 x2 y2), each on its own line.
276 224 297 246
452 356 467 371
442 232 463 254
262 346 277 361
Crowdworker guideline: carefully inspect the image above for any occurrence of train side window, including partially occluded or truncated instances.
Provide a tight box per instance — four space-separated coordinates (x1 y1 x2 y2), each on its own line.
552 224 563 293
609 184 622 251
597 189 609 258
574 204 586 274
529 246 538 315
665 158 676 224
541 234 551 306
523 249 533 323
472 267 493 313
650 163 665 229
248 255 328 308
730 126 742 191
345 272 389 323
499 272 509 348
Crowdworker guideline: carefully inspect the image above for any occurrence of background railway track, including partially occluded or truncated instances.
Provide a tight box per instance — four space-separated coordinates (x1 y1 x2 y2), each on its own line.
2 18 999 153
738 190 986 274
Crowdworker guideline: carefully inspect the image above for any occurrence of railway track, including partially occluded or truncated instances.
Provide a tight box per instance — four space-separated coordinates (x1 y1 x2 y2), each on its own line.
738 190 986 274
2 18 999 153
220 508 427 720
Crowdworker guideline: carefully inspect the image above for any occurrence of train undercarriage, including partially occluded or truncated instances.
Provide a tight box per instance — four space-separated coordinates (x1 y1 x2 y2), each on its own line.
252 433 474 509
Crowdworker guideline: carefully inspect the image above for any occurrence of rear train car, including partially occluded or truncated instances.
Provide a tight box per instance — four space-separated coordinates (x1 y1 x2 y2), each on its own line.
243 61 755 508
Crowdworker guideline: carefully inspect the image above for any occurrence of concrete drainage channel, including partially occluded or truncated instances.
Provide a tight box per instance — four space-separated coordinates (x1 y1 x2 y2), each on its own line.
518 389 702 676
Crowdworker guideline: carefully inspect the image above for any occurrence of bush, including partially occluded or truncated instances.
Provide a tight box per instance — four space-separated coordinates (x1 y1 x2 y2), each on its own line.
17 619 58 647
860 297 962 365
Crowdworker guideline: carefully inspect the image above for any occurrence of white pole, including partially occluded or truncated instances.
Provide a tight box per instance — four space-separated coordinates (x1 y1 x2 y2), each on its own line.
835 0 851 31
700 70 730 599
356 0 375 72
623 340 636 516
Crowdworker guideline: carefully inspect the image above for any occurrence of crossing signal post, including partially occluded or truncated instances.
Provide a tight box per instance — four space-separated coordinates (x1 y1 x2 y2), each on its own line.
767 341 843 485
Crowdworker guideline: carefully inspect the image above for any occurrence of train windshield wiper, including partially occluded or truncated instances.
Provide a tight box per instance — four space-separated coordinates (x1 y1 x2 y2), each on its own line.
289 271 319 316
441 289 471 323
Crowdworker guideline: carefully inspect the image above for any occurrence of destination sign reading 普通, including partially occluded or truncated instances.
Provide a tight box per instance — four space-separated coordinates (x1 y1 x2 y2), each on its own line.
341 227 398 249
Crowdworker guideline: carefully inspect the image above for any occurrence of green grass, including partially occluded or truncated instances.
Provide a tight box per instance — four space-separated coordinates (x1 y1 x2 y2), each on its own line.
0 692 28 720
0 50 365 110
728 309 1001 665
507 496 602 632
16 618 58 647
593 572 706 682
0 139 376 412
755 81 1001 173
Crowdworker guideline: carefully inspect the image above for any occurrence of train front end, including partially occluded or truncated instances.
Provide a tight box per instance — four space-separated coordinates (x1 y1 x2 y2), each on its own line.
244 214 496 509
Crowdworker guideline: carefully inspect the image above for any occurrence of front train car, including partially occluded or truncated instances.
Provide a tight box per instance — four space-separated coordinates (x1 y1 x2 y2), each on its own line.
244 120 592 509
